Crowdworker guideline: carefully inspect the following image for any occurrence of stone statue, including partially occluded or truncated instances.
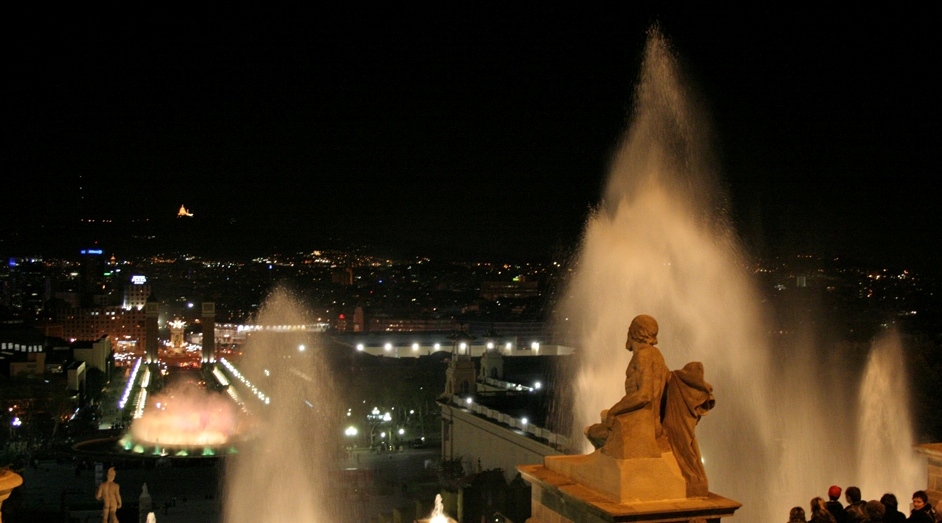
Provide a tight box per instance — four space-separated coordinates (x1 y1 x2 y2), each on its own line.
523 314 739 523
0 467 24 523
584 314 715 497
139 483 152 523
95 467 122 523
585 314 670 458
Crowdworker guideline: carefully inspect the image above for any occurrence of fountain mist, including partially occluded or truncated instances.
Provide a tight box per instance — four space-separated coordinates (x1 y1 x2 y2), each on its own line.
222 287 343 523
555 27 923 521
856 328 924 498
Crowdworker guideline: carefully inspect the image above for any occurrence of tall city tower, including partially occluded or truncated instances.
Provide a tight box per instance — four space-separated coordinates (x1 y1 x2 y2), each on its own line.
201 301 215 364
145 293 159 364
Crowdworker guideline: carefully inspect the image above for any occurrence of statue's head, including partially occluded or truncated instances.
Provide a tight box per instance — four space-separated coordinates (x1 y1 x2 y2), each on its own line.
107 467 116 481
628 314 658 346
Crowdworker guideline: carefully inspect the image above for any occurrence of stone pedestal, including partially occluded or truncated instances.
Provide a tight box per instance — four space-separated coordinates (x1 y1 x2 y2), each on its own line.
544 451 686 504
518 463 740 523
915 443 942 508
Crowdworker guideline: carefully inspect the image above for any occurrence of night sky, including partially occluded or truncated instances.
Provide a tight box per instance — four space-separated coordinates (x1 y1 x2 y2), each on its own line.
4 7 938 270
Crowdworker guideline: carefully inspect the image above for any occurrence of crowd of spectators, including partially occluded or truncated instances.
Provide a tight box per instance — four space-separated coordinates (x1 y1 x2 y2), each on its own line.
787 485 939 523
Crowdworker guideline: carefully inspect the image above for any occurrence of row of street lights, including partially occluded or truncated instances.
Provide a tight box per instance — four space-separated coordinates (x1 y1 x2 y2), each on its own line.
343 406 419 451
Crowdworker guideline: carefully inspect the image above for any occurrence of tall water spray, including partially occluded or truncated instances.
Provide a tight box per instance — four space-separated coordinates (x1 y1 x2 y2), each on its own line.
555 27 924 521
856 327 925 498
222 287 343 523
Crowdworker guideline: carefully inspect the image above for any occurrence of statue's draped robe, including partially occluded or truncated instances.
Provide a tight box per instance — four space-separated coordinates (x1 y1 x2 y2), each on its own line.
663 361 714 497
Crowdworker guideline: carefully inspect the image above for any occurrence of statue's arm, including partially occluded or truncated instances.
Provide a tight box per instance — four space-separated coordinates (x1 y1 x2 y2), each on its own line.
606 356 655 418
95 483 103 501
116 484 122 508
606 388 650 418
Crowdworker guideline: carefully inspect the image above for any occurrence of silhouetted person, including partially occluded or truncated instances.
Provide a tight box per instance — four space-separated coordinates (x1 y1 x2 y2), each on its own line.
881 493 906 523
866 499 886 522
827 485 849 523
846 487 867 523
810 497 839 523
790 506 808 522
95 467 122 523
907 491 938 523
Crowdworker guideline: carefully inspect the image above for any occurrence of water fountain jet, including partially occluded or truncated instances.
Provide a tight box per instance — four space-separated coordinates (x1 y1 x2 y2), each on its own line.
552 26 924 522
221 287 344 523
417 494 457 523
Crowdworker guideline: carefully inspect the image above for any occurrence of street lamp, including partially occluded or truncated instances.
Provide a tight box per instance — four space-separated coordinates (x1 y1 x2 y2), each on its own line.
396 427 405 450
345 426 358 449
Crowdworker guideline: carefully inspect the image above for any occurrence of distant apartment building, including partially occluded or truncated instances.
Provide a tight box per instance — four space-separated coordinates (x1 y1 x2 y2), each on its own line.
367 316 460 333
122 274 152 310
0 323 46 378
1 257 53 317
480 279 540 300
44 273 154 358
77 248 108 307
340 305 461 333
71 336 112 373
0 324 109 379
467 321 554 343
57 306 147 354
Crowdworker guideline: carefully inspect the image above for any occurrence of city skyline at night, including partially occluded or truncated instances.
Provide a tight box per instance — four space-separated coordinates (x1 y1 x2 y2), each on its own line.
4 7 937 272
2 10 941 522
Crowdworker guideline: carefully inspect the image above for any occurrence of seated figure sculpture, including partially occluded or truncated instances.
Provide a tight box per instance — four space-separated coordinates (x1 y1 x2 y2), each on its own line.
584 314 715 497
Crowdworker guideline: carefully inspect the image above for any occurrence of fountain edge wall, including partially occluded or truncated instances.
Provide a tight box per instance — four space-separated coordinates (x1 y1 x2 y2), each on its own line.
916 443 942 508
517 463 740 523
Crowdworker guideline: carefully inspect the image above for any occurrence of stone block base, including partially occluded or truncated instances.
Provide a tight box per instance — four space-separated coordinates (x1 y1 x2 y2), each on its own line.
916 443 942 508
545 451 686 504
518 464 740 523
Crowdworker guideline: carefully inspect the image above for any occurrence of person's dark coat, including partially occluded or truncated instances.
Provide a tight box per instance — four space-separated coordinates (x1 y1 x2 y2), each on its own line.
908 502 937 523
827 500 849 523
884 504 906 523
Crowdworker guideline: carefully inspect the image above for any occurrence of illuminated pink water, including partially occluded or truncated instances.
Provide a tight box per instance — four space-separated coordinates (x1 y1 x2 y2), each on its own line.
131 380 242 448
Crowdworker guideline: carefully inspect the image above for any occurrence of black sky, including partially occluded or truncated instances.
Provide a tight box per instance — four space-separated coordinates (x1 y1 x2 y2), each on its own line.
4 6 938 270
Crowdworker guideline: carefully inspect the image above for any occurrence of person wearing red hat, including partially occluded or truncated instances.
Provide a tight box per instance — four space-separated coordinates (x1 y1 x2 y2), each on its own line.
826 485 849 523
